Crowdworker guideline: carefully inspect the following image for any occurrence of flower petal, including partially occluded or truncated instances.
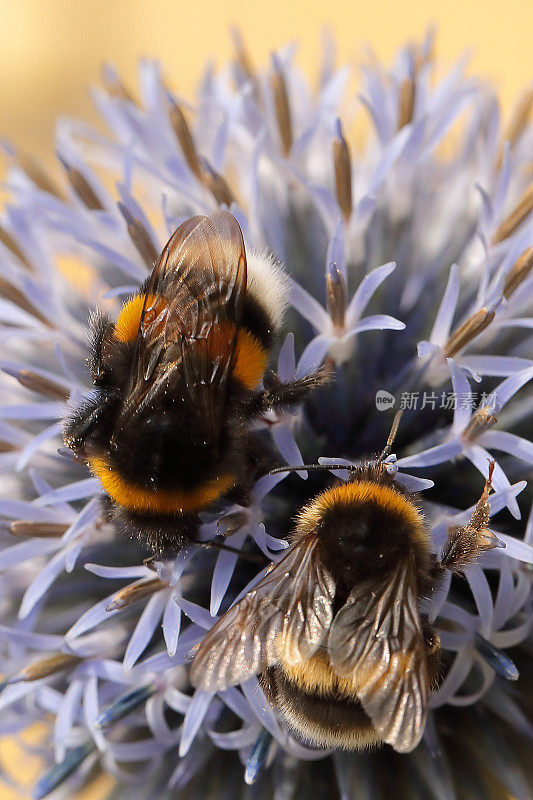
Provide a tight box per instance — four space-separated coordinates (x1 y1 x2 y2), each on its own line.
276 333 296 382
271 423 307 478
288 278 330 333
297 335 332 376
346 261 396 327
123 591 168 671
430 264 459 345
178 689 214 756
396 440 462 468
162 593 181 657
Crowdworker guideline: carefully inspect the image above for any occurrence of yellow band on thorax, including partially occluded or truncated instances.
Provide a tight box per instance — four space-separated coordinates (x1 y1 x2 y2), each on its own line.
114 293 168 343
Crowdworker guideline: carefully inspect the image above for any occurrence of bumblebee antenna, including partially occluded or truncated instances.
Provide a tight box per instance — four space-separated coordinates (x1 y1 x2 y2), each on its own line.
143 540 264 566
269 410 404 477
378 409 404 462
268 462 355 475
203 539 264 565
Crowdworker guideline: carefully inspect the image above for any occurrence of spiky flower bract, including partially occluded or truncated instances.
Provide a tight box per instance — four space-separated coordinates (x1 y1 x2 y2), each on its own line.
0 31 532 800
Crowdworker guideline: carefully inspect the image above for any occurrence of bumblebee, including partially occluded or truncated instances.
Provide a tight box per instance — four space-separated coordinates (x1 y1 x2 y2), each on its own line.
64 210 324 552
190 454 500 753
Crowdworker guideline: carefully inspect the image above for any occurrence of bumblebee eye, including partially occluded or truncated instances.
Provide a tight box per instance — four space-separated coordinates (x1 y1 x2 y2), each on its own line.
64 397 102 455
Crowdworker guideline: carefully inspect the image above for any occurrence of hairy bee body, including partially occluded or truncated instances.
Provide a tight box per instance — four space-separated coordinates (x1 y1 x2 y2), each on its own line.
259 466 440 750
64 211 324 552
191 462 498 753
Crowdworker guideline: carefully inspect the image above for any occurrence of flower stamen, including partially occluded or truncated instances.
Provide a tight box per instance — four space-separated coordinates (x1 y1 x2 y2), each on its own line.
0 440 17 454
9 521 69 538
333 119 352 222
32 742 95 800
326 264 347 330
95 682 158 729
106 576 167 612
0 277 52 326
102 66 137 104
492 182 533 244
462 407 498 443
10 653 82 684
4 368 69 401
503 247 533 299
168 98 202 179
231 27 258 94
12 148 64 198
59 158 104 210
0 225 32 270
271 56 292 157
443 306 496 357
199 158 235 207
118 204 158 268
475 634 519 680
398 76 416 129
504 87 533 149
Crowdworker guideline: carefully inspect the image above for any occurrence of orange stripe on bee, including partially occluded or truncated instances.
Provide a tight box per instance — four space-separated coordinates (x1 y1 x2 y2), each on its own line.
89 456 235 514
116 295 267 387
205 322 268 389
234 330 268 388
114 293 168 343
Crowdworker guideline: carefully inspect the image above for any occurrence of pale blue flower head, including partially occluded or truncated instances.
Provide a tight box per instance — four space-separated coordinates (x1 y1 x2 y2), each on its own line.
0 31 532 799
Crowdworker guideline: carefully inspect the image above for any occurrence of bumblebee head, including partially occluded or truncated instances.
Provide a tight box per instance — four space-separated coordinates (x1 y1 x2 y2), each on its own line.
63 311 134 458
63 387 119 459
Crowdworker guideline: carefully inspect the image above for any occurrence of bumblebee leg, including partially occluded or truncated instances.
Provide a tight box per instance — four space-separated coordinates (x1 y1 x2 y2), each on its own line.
245 432 280 477
224 434 279 510
203 539 264 564
422 623 441 689
437 462 503 574
259 667 279 706
258 366 330 413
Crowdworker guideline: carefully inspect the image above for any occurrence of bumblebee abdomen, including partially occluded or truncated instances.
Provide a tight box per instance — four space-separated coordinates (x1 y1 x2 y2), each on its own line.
261 666 381 750
275 644 359 697
89 455 236 515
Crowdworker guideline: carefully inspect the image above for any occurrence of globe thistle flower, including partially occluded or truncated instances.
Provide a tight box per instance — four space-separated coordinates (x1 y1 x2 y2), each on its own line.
0 29 532 799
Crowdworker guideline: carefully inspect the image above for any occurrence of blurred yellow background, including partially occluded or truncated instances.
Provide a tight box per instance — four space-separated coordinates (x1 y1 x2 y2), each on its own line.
1 0 532 168
0 0 530 797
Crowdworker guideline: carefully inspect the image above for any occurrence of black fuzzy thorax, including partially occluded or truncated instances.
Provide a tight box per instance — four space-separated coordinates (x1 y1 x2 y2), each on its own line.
312 465 431 600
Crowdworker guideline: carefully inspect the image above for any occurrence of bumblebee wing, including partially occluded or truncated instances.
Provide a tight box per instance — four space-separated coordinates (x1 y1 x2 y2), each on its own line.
190 536 335 692
328 556 428 753
124 210 247 428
